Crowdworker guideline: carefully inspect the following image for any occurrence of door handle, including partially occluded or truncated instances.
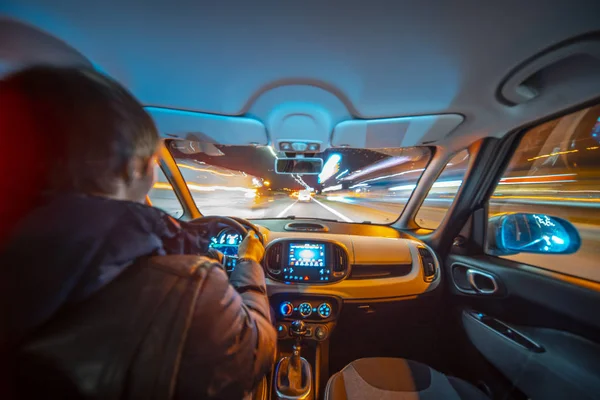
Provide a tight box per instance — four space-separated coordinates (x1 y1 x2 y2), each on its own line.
466 269 498 295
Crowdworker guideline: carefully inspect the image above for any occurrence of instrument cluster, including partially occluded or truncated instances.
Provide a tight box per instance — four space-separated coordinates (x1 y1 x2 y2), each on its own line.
209 228 242 256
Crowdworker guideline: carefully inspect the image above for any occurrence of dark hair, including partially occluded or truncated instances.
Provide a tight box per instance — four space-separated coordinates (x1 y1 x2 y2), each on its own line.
1 65 159 195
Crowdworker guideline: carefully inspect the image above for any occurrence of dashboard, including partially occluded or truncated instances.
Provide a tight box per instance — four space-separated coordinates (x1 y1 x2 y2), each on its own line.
207 218 440 299
205 218 441 343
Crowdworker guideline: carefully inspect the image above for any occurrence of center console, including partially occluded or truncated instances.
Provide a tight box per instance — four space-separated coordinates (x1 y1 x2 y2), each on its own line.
271 294 341 341
270 292 341 399
264 240 349 398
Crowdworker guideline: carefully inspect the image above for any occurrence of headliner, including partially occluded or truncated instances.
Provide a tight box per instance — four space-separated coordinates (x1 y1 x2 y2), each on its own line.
1 0 600 149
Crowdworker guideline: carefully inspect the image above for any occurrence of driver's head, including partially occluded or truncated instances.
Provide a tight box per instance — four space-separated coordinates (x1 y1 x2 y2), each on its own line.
0 65 159 204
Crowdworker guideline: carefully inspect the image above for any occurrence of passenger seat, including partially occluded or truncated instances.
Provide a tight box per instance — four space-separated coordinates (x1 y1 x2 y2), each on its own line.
325 358 489 399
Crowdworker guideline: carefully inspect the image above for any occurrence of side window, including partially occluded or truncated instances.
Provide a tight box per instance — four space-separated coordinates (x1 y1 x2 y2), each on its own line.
148 165 184 218
487 105 600 282
415 149 470 229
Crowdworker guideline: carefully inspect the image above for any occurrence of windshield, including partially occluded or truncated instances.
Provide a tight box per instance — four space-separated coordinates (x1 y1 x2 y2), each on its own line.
163 141 431 224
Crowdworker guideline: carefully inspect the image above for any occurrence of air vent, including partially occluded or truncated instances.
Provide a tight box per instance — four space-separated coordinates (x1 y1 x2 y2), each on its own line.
331 246 348 275
417 247 437 283
284 222 329 232
267 243 283 275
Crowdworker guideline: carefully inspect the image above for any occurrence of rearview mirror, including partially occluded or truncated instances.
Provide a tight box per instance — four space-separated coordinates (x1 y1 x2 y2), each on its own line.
487 213 581 256
275 158 323 175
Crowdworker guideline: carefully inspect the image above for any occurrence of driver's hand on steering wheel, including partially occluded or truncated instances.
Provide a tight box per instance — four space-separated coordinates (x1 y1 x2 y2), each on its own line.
206 248 224 263
238 230 265 264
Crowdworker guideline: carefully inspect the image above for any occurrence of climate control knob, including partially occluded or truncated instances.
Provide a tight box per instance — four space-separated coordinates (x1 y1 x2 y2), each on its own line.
280 301 293 317
298 302 312 317
317 303 332 318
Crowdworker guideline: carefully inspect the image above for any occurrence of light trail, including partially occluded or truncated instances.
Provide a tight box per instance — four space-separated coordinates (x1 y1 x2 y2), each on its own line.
153 182 256 194
266 146 278 157
319 154 341 183
176 163 237 177
388 184 417 191
491 195 600 203
499 173 577 185
359 168 425 184
527 149 578 161
389 180 461 191
343 156 410 180
336 169 349 180
322 184 342 193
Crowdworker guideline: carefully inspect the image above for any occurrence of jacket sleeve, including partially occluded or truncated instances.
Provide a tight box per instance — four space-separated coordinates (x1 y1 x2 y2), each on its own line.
175 259 276 399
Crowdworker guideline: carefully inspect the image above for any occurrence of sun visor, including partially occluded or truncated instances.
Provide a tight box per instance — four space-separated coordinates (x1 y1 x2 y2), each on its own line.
146 107 268 145
331 114 463 148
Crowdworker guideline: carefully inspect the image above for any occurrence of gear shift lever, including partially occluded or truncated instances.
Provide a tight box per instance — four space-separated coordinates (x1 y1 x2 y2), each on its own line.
275 320 313 399
291 320 308 337
290 320 307 371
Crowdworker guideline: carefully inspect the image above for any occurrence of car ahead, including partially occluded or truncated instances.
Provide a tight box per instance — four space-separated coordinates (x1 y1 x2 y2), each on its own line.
298 190 311 202
2 2 600 400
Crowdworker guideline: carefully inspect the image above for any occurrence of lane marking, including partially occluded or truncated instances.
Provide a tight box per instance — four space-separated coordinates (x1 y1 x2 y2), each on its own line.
311 198 353 223
277 200 298 218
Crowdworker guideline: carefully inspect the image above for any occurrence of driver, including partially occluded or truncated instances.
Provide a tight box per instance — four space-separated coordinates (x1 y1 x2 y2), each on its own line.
0 66 276 398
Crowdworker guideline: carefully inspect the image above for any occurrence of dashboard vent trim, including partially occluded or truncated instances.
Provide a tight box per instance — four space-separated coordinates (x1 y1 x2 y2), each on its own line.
417 247 437 282
267 243 283 274
332 246 348 274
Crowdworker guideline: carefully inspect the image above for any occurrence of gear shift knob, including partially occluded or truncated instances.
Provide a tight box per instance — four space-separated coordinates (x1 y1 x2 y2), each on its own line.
290 320 307 337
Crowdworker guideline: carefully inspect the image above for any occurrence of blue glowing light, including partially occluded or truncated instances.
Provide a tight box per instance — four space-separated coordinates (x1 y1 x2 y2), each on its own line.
318 154 342 183
336 169 349 180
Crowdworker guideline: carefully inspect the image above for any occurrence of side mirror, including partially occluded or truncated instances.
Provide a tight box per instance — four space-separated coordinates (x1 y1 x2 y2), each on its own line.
487 213 581 256
275 157 323 175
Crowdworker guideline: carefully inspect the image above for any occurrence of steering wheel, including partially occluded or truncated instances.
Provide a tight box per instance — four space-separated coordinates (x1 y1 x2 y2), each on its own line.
190 215 265 244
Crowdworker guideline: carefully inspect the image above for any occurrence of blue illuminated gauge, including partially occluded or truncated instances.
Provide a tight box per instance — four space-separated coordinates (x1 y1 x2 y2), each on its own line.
298 302 312 318
280 301 293 317
318 303 332 318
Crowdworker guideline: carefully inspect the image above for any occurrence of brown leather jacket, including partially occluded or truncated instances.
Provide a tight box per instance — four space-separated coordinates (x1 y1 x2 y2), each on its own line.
1 194 276 399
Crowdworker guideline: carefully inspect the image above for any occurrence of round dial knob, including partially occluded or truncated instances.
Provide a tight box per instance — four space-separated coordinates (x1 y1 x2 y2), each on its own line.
315 325 329 341
298 302 312 317
276 323 287 339
280 301 293 317
317 303 332 318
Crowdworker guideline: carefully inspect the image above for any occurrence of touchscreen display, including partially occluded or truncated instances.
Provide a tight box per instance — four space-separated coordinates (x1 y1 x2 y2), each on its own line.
284 243 330 282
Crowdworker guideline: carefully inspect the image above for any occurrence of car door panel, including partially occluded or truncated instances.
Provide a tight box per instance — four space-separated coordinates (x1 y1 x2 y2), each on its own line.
462 310 600 400
448 255 600 333
446 254 600 399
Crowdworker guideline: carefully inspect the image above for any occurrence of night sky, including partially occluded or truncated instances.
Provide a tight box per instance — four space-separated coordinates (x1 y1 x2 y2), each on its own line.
169 145 389 189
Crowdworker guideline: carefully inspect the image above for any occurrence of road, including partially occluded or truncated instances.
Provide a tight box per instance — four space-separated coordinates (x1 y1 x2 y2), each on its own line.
149 191 600 282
